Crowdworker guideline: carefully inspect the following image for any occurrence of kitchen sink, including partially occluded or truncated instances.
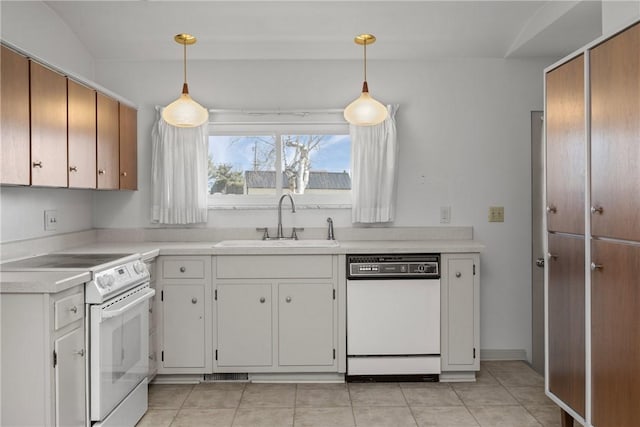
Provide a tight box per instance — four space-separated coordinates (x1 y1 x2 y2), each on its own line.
214 239 340 248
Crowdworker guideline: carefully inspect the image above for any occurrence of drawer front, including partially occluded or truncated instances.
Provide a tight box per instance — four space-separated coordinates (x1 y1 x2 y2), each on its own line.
162 259 205 279
217 255 333 279
54 293 84 330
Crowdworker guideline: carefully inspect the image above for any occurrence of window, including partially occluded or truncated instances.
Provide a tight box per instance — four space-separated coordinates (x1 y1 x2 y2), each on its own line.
208 117 351 208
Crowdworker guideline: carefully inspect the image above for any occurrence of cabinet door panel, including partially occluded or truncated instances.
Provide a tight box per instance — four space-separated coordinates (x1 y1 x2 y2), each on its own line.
590 23 640 241
119 104 137 190
97 93 120 189
1 46 30 185
547 233 585 417
545 54 585 235
68 80 97 188
591 239 640 427
163 284 205 368
446 259 475 366
55 327 85 427
279 283 334 366
30 61 68 187
217 284 272 367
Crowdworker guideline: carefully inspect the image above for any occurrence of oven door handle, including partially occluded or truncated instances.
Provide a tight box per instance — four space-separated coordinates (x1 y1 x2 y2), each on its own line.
100 288 155 320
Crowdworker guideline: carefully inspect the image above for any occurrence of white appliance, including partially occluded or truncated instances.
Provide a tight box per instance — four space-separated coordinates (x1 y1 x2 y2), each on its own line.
2 253 154 426
346 254 441 380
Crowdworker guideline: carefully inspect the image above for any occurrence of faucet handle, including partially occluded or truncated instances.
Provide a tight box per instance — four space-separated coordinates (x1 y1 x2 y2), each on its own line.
290 227 304 240
256 227 270 240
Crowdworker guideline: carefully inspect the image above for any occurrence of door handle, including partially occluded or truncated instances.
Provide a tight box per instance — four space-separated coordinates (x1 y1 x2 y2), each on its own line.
535 258 545 268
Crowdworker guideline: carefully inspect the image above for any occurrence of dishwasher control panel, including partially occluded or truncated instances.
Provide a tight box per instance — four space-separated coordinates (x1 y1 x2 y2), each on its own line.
347 254 440 279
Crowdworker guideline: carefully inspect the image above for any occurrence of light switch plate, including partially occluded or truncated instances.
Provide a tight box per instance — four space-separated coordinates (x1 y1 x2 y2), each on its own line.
44 210 58 231
440 206 451 224
488 206 504 222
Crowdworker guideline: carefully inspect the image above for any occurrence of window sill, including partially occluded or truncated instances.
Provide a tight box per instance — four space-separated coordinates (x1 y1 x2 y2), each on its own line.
208 203 351 211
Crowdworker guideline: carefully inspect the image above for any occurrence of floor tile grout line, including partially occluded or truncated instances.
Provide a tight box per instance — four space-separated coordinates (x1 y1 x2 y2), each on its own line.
398 384 420 427
450 380 482 427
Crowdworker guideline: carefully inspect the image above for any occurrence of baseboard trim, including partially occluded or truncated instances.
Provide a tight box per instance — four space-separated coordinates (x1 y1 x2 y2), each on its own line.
480 349 527 361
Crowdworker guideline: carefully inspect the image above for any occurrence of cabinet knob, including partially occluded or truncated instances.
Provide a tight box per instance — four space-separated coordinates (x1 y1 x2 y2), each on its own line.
98 169 106 175
285 296 292 303
259 297 266 303
70 306 78 314
75 349 85 357
546 205 557 213
180 266 186 273
547 253 558 260
69 166 78 172
590 262 603 271
121 171 128 177
590 205 604 214
191 297 198 304
32 161 43 168
455 272 461 278
535 257 545 268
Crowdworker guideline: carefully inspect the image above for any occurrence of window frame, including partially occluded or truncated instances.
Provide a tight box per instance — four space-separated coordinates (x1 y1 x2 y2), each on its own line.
207 121 351 209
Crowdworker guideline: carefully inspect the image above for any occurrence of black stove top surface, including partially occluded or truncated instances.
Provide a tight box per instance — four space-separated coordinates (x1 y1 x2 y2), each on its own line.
1 253 133 270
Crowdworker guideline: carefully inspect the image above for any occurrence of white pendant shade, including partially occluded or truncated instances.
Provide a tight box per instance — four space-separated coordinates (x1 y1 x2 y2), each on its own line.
344 90 388 126
162 92 209 128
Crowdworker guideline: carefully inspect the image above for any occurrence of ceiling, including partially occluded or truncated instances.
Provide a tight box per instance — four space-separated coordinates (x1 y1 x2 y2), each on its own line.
42 1 604 62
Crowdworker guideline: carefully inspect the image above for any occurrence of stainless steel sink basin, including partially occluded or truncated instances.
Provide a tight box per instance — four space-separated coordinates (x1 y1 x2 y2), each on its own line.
214 239 340 248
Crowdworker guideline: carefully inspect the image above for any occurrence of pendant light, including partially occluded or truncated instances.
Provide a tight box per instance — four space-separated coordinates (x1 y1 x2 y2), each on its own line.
162 33 208 127
344 34 388 126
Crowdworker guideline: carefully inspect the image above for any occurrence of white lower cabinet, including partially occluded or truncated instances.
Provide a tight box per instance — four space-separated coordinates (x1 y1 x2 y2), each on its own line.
214 255 340 373
440 253 480 377
1 285 86 427
157 256 212 374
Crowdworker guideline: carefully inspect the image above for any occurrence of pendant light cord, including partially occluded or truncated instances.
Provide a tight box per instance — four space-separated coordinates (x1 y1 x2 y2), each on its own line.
183 41 187 85
363 39 367 82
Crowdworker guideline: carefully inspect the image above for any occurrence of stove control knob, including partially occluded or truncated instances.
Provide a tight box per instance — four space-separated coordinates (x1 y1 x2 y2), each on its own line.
133 261 147 275
96 275 109 289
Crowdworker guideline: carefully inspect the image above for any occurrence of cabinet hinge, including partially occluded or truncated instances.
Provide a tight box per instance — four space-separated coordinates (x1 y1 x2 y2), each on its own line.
215 289 217 300
161 290 164 301
332 289 336 300
333 349 336 360
473 348 476 359
161 351 164 362
473 264 476 275
53 350 57 368
215 350 218 361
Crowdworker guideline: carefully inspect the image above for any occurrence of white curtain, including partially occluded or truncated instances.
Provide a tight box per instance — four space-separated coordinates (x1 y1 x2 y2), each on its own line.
151 110 209 224
350 104 399 223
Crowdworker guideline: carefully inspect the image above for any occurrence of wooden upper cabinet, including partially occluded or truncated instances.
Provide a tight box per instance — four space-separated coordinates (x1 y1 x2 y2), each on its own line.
96 93 119 190
591 239 640 427
545 54 585 235
67 80 97 189
1 46 30 185
119 104 138 190
30 61 68 187
547 233 585 418
590 23 640 242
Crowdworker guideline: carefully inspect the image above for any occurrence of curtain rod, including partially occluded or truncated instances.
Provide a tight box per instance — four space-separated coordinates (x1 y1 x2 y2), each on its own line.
208 108 344 116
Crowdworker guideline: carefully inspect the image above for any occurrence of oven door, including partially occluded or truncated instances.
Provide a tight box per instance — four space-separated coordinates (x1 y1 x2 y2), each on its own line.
90 284 154 421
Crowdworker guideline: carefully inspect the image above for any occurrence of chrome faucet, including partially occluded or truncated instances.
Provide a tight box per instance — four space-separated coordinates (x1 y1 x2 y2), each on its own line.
327 217 335 240
277 193 296 239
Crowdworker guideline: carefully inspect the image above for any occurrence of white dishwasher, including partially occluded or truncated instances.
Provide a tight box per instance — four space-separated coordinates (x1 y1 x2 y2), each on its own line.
346 254 441 381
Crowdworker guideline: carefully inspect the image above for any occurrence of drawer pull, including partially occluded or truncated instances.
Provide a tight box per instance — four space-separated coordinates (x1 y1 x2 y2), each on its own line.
191 298 198 304
75 349 85 357
455 272 462 278
259 297 266 303
69 166 78 172
180 266 186 273
98 169 106 175
591 262 603 271
33 161 43 168
590 205 604 214
546 205 557 213
285 296 292 303
121 171 128 177
70 306 78 314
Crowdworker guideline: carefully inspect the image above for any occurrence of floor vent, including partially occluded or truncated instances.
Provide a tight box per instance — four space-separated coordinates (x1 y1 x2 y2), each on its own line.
203 373 249 382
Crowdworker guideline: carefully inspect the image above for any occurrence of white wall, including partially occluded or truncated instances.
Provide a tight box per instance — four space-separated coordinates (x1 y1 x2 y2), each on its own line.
1 0 562 360
602 0 640 34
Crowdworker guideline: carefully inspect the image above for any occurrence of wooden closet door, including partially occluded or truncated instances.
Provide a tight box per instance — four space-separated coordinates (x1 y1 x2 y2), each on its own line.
1 46 30 185
30 61 68 187
67 80 96 188
118 104 137 190
591 239 640 427
590 23 640 241
545 54 585 235
547 233 585 417
96 93 119 189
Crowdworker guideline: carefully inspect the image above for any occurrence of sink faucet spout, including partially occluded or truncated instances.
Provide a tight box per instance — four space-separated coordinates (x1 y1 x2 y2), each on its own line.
277 193 296 239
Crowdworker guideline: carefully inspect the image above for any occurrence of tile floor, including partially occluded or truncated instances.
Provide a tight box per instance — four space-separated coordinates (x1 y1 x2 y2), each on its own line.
138 361 571 427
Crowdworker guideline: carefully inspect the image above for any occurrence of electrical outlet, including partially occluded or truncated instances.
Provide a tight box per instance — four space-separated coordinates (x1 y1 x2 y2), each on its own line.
488 206 504 222
440 206 451 224
44 210 58 231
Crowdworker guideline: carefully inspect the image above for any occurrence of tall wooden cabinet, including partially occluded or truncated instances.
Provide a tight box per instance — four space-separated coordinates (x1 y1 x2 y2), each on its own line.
545 20 640 427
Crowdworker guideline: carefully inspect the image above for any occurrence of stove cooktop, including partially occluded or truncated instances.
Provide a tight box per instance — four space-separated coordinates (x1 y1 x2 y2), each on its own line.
1 253 135 271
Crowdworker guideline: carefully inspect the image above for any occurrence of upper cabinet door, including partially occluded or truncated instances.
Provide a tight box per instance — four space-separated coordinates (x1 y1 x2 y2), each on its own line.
1 46 30 185
590 23 640 242
119 104 138 190
545 54 585 235
30 61 68 187
68 80 97 189
96 93 119 190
